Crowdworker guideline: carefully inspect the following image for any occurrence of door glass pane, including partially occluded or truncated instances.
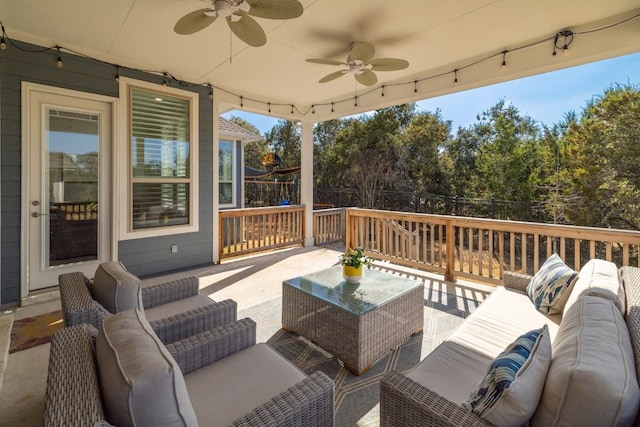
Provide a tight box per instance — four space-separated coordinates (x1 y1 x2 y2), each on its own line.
47 109 99 266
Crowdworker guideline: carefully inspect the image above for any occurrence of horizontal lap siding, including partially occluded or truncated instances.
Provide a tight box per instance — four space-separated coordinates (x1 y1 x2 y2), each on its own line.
0 40 214 304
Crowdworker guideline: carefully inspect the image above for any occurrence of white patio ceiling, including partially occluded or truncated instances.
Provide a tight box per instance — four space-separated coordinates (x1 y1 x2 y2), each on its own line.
1 0 639 122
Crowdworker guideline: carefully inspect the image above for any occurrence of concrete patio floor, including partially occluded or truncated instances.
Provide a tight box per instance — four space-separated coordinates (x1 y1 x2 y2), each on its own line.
0 245 494 426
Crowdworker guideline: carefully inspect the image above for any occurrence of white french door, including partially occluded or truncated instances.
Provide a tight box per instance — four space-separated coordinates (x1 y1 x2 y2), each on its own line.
23 85 113 292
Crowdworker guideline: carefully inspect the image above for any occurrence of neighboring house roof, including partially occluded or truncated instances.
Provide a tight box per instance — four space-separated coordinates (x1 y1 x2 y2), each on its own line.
219 117 262 142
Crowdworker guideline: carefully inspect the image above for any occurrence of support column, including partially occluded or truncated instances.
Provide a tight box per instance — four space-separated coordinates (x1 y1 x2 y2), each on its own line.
300 122 315 247
212 95 221 263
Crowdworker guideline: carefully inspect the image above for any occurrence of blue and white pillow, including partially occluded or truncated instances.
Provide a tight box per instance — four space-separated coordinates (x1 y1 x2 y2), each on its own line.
526 253 579 315
463 326 551 426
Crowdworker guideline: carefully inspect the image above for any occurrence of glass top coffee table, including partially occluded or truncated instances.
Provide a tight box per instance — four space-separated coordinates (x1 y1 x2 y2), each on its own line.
282 265 424 375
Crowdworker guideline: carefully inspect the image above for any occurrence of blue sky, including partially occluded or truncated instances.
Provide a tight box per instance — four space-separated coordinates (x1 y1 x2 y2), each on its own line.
222 52 640 135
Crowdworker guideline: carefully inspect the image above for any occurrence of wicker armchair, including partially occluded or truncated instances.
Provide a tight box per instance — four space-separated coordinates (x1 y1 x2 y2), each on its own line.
44 317 335 426
59 270 237 344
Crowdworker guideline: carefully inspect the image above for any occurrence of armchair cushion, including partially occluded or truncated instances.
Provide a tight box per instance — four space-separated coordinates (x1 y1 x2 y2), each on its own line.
184 343 307 426
96 309 197 427
146 294 214 322
92 261 143 314
526 253 579 315
462 325 551 427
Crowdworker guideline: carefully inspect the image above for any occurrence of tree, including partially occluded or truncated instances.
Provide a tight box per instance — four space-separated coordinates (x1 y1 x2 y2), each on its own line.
557 85 640 230
265 119 301 169
401 110 452 195
227 115 269 170
471 101 543 202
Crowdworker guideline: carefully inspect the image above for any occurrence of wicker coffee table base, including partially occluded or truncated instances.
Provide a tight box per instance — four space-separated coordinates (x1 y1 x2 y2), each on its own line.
282 283 424 375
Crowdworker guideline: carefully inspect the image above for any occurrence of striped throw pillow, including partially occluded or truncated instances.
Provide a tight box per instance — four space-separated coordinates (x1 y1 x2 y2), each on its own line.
463 326 551 426
526 253 579 314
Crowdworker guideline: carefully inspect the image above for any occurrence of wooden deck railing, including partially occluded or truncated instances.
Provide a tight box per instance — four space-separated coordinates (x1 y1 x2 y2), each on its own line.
313 208 345 246
346 208 640 285
219 205 304 260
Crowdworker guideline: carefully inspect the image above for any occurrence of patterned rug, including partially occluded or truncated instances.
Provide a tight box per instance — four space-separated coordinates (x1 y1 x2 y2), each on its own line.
9 310 63 353
238 284 486 427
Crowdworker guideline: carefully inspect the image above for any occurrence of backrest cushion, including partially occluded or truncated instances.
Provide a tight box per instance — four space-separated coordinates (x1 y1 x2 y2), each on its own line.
532 296 640 427
563 258 625 316
96 309 198 427
462 325 551 426
92 261 143 314
526 254 579 315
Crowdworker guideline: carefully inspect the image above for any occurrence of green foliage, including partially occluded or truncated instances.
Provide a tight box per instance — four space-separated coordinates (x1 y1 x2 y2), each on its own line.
227 115 269 169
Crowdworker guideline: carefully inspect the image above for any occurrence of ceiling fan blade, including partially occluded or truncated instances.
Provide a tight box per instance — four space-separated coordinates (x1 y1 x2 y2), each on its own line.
349 42 375 63
369 58 410 71
227 12 267 47
356 69 377 86
245 0 303 19
306 58 346 66
174 9 217 35
319 70 347 83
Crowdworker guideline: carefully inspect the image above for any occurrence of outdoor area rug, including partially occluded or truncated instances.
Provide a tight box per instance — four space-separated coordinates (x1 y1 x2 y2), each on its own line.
238 282 487 427
9 310 63 353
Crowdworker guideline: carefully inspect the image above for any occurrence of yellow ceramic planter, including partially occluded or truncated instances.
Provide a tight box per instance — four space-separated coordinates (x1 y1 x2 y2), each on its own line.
343 265 363 284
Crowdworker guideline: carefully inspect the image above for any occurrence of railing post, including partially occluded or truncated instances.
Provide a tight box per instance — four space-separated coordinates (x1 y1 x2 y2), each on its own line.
345 208 352 249
445 219 456 282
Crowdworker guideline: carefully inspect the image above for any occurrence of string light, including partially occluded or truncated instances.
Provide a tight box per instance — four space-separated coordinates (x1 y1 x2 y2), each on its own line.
114 65 120 82
208 84 213 99
0 24 6 50
56 46 63 67
553 30 574 56
0 12 636 118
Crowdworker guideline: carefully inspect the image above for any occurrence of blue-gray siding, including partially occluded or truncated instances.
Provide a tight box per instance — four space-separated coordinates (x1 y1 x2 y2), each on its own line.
0 40 215 304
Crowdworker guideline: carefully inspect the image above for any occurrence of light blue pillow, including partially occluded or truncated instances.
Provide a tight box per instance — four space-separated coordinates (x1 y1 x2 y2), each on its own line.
526 253 579 314
463 326 551 426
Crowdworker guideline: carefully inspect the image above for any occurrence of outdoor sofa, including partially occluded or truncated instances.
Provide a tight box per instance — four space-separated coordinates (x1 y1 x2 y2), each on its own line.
44 309 335 426
381 258 640 427
59 261 237 343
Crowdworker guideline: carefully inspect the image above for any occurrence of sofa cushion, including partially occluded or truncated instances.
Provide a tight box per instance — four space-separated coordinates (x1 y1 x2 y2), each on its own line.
526 254 579 314
462 325 551 427
92 261 143 314
407 286 560 404
564 258 625 316
184 343 307 426
96 309 197 427
532 296 640 427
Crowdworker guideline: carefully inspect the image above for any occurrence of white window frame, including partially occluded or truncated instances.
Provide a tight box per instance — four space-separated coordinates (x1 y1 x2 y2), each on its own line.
219 138 236 208
117 77 199 240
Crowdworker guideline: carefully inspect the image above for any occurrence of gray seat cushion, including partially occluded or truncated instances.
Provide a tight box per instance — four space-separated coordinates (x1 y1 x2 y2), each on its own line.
96 309 198 427
145 294 215 322
185 343 307 426
92 261 143 314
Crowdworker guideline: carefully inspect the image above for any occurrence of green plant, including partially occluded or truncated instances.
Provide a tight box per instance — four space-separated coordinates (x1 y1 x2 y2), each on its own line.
339 247 373 269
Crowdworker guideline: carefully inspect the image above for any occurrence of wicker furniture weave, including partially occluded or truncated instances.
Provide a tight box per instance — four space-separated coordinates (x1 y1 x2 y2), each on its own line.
59 271 237 344
380 268 640 427
282 265 424 375
44 318 335 426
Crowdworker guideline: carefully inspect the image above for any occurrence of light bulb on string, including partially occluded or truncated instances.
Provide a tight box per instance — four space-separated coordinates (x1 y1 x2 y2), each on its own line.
56 46 63 68
501 51 508 71
0 25 6 50
454 69 458 85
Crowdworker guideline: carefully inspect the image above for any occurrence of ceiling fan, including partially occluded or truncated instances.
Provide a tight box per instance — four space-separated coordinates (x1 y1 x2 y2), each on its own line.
306 42 409 86
174 0 303 47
